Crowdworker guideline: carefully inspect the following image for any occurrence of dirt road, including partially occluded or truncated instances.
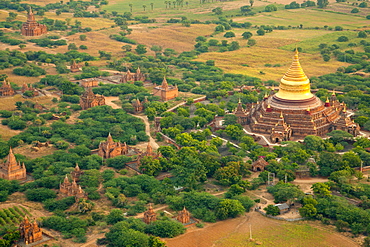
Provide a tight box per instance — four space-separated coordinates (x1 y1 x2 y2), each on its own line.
104 96 159 150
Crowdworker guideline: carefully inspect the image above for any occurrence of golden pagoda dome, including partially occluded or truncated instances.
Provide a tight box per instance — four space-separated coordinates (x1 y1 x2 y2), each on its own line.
275 50 314 101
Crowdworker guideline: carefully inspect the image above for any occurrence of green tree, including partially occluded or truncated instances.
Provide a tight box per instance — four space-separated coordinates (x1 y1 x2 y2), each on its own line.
215 199 245 220
317 0 329 8
299 204 317 218
145 220 186 237
257 29 265 36
312 182 331 197
135 44 147 54
265 205 279 216
242 31 253 39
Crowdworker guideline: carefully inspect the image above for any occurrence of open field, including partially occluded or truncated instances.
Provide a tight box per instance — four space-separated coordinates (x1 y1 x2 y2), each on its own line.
0 94 53 111
165 211 359 247
234 8 370 30
281 30 363 53
127 23 216 52
195 44 348 81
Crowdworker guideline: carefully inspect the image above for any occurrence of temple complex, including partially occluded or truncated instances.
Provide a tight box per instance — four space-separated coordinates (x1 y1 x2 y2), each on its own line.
153 77 179 101
79 87 105 110
120 68 145 83
0 148 27 181
19 217 43 244
143 204 157 224
21 7 47 36
177 207 190 224
59 175 87 199
235 50 360 143
70 60 81 73
98 133 129 159
0 80 15 96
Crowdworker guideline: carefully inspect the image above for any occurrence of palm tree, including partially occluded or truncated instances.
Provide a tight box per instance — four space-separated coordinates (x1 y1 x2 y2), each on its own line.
168 2 171 8
173 1 176 8
165 1 168 9
129 4 133 12
150 3 154 10
143 5 147 11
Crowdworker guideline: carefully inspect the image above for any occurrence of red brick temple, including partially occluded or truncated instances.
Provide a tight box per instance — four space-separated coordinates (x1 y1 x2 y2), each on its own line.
21 7 47 37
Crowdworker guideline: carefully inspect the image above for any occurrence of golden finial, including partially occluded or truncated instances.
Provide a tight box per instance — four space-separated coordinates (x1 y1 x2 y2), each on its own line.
332 89 336 96
254 120 257 124
280 112 283 118
267 104 271 108
326 97 329 103
313 126 317 130
282 50 308 82
238 98 241 103
307 107 310 111
343 105 346 113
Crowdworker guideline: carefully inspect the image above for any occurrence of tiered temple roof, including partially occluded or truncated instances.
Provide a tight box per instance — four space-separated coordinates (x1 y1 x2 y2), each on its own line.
21 7 47 36
19 216 43 244
79 87 105 110
0 148 26 181
0 80 15 96
153 77 179 101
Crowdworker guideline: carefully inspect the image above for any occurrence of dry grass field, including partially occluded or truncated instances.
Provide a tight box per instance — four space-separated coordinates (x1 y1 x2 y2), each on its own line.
234 8 369 29
0 94 53 111
165 211 359 247
195 40 348 81
127 24 216 52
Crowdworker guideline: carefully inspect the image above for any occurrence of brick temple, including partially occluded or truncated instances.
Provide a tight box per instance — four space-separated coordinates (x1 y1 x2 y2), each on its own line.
235 50 360 143
21 7 47 36
153 77 179 101
79 87 105 110
59 175 87 200
0 148 26 181
0 80 15 96
120 67 145 83
19 217 43 244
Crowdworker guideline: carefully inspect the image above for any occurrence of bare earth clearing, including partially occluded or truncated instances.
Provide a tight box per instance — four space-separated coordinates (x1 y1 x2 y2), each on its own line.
165 211 359 247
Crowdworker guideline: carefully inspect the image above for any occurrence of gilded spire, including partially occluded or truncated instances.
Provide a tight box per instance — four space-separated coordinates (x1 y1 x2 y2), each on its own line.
282 49 308 82
326 97 329 103
275 51 313 101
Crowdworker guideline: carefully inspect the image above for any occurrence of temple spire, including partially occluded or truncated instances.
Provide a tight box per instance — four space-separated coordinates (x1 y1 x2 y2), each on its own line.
275 51 313 101
161 77 168 90
282 49 308 82
28 7 35 21
5 147 17 168
107 133 113 143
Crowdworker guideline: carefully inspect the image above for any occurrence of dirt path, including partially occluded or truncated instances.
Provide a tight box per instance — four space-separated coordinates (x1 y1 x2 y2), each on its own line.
105 96 159 150
79 233 105 247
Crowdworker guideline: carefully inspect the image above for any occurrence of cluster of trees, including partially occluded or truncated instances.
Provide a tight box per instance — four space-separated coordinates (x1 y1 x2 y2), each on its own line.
194 35 240 53
13 63 46 77
28 38 67 48
285 1 316 9
166 191 253 222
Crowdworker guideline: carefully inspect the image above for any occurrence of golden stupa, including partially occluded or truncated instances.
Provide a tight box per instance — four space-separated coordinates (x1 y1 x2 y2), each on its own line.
232 51 360 143
275 49 314 101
